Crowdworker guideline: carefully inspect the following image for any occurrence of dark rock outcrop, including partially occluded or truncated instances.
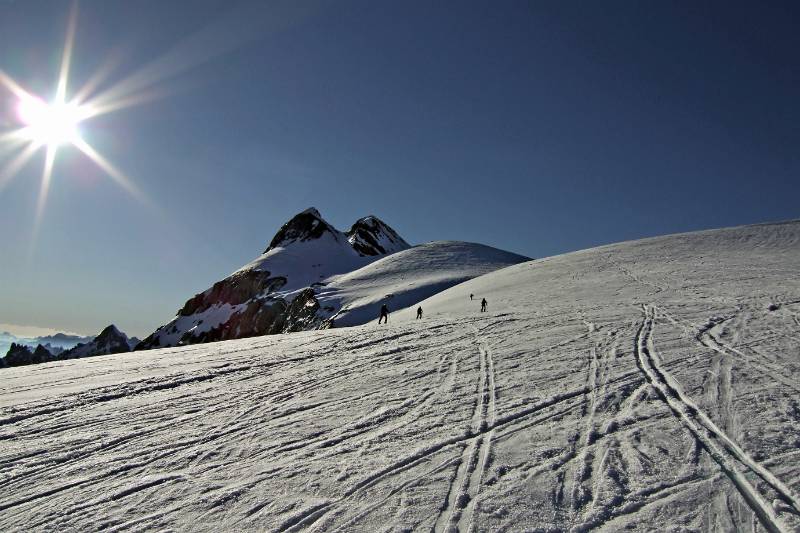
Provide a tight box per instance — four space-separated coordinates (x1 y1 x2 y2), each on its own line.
179 270 287 317
265 208 339 252
346 215 409 256
61 325 132 359
139 288 324 348
3 343 53 367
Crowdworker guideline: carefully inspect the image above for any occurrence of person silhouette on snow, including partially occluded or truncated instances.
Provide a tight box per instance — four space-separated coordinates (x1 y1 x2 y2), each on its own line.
470 293 474 301
378 304 389 324
416 306 423 319
481 298 488 312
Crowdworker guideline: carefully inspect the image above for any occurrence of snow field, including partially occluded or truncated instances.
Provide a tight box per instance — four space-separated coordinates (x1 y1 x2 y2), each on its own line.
1 220 799 531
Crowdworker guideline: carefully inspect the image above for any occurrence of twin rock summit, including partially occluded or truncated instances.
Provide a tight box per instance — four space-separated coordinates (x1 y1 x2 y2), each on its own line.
137 208 529 349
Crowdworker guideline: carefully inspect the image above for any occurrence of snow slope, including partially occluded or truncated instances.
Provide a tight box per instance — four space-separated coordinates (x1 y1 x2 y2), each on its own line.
317 241 530 327
1 220 799 532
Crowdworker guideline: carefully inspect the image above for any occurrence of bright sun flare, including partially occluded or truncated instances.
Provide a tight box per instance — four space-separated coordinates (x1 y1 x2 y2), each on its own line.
17 96 87 148
0 1 151 244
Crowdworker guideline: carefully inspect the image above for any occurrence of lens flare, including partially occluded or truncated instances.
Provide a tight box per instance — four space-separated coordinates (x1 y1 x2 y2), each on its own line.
17 96 87 148
1 0 285 252
0 1 149 247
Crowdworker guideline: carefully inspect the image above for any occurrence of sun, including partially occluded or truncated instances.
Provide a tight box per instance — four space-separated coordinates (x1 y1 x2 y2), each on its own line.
17 96 88 148
0 1 152 243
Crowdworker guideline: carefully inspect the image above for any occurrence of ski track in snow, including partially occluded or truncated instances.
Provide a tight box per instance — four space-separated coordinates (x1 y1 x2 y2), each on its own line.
1 221 800 531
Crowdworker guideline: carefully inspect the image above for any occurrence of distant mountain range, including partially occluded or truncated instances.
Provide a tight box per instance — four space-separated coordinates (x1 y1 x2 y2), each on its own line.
1 325 140 368
137 208 530 349
0 331 93 358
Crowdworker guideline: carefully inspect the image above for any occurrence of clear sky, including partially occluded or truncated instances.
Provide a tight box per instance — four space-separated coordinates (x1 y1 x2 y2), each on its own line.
1 0 798 338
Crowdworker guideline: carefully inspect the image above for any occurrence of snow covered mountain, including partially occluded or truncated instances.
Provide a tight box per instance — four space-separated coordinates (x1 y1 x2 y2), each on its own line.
137 208 528 348
3 220 798 531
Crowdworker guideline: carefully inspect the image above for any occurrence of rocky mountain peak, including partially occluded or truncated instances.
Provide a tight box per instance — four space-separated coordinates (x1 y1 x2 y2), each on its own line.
139 209 413 350
3 342 52 367
60 325 132 359
96 324 125 343
33 344 53 360
264 207 340 253
347 215 410 256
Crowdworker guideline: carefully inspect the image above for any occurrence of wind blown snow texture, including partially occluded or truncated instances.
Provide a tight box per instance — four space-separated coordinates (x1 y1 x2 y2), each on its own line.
1 220 799 531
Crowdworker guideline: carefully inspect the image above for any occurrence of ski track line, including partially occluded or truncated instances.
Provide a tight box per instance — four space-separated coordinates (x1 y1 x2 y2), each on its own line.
717 345 735 438
273 350 459 459
284 325 503 533
570 344 600 513
433 324 497 533
456 331 498 533
0 382 335 490
1 379 350 515
659 307 800 396
334 349 459 451
328 456 461 533
271 343 463 531
279 441 463 533
616 264 665 294
0 353 328 427
570 332 622 524
493 362 646 446
0 440 198 515
26 474 187 529
0 385 241 473
0 410 204 491
506 410 672 503
687 334 800 511
634 304 795 533
571 473 717 532
432 338 487 533
702 327 800 395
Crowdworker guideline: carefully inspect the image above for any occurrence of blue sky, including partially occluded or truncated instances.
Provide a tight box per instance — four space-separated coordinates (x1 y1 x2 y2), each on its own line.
1 0 798 337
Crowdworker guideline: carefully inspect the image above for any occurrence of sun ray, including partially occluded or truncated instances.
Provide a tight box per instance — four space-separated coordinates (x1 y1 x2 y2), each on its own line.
0 127 34 147
82 0 286 118
72 137 149 205
31 145 58 248
0 142 40 192
79 86 171 121
0 69 35 101
70 53 120 105
55 2 78 104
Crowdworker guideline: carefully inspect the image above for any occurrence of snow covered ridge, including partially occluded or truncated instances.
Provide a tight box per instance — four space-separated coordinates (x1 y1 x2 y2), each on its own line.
136 208 529 349
1 220 798 531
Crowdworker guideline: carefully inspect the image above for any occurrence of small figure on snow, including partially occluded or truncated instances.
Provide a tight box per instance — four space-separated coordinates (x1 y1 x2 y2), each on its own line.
470 293 474 301
480 298 488 313
416 306 423 320
378 303 390 324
